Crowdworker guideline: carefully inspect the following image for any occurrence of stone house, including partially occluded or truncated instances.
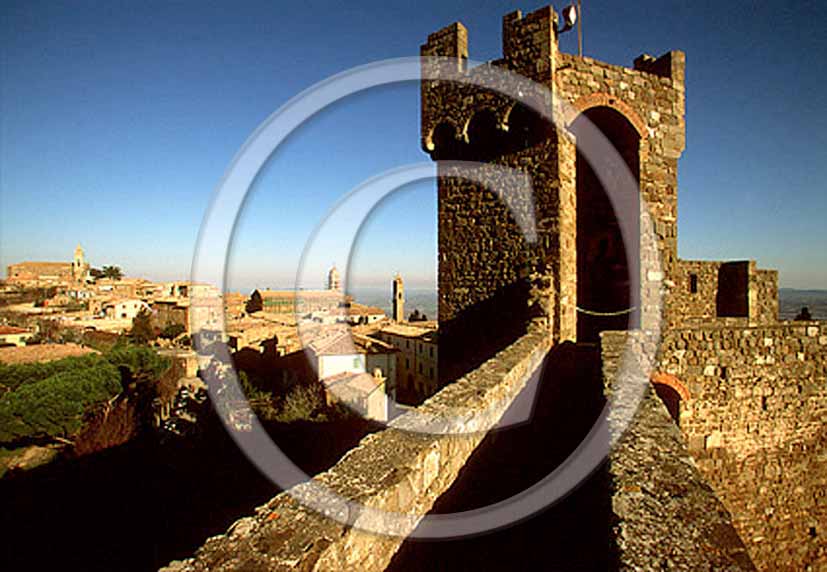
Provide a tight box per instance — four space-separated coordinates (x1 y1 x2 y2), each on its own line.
375 321 438 404
223 292 247 319
321 370 388 422
246 289 345 315
307 327 398 408
103 298 149 320
94 278 153 299
151 296 222 335
346 303 387 325
0 325 34 347
6 261 74 285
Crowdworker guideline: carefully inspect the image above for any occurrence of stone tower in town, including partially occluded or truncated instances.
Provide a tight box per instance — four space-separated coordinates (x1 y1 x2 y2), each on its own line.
327 265 341 291
392 273 404 322
73 244 88 283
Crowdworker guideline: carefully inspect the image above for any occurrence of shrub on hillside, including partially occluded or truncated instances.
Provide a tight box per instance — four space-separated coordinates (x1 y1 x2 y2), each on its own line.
0 353 105 394
274 384 327 423
0 346 171 447
106 345 169 385
0 362 122 444
130 308 156 344
159 323 186 340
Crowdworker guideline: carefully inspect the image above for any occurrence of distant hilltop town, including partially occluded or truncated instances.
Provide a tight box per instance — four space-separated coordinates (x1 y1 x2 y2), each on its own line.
0 247 438 419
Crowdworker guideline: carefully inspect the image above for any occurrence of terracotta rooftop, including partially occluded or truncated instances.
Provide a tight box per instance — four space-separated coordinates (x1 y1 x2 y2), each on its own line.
10 261 71 268
0 325 31 335
347 303 387 316
308 328 398 356
0 343 97 364
379 322 438 339
322 371 385 397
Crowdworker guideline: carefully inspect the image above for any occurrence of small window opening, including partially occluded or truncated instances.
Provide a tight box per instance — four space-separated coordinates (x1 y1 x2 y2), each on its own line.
689 273 698 294
809 526 817 538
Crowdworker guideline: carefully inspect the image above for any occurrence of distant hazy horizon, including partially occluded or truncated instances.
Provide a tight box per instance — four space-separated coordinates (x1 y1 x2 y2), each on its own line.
220 286 827 323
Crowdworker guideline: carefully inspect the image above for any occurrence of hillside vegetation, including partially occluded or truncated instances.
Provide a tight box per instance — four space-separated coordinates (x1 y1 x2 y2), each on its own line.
0 346 169 447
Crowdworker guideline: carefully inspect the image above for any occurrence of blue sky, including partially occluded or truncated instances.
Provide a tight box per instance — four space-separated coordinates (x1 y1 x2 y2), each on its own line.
1 0 826 292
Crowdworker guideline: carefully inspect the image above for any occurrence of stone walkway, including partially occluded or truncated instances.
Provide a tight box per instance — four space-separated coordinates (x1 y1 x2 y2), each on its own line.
386 342 614 570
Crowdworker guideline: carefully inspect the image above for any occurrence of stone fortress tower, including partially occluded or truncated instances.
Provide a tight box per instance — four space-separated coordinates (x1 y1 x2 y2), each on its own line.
421 5 823 569
392 273 404 322
156 7 827 571
327 265 341 291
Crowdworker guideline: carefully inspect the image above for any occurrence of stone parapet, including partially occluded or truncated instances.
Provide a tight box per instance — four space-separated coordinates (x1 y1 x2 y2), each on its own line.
160 329 551 572
657 321 827 569
601 330 756 570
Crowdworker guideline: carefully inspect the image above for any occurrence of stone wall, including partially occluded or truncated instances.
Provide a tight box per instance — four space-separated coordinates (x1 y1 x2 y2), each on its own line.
599 330 755 570
421 11 562 384
160 329 551 572
669 259 779 328
657 322 827 569
750 268 778 325
673 259 724 323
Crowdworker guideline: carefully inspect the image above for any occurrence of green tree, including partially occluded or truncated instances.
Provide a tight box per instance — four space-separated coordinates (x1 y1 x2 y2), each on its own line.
101 265 123 280
130 308 156 344
0 353 104 394
159 323 186 340
274 383 326 423
408 308 428 322
0 362 122 444
0 346 171 446
106 345 169 385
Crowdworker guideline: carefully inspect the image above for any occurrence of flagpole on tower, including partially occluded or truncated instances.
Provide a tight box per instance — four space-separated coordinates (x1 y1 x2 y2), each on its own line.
577 0 583 57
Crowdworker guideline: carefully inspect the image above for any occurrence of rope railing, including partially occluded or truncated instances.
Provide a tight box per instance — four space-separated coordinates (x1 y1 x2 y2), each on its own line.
575 305 638 317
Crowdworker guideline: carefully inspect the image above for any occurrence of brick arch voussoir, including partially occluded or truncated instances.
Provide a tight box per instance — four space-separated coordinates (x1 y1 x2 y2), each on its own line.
565 92 648 140
650 371 690 401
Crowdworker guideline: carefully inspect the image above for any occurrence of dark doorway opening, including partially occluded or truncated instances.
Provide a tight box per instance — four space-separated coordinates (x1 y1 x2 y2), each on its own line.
569 107 641 342
716 261 749 318
653 382 682 425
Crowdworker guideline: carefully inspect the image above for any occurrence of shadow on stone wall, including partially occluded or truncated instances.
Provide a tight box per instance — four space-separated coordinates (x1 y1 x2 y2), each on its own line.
389 341 616 569
438 279 531 387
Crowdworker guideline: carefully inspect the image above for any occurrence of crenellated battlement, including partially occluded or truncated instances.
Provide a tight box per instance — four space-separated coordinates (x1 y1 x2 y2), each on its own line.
423 5 689 375
420 6 686 164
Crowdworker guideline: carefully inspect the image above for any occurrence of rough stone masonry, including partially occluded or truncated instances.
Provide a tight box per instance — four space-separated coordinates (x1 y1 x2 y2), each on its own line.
163 5 825 571
421 5 824 569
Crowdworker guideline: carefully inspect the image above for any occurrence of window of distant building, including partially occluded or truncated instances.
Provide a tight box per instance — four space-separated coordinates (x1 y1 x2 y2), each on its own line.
689 273 698 294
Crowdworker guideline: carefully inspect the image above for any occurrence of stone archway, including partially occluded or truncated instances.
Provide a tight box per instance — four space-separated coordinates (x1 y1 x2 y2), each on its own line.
568 106 642 342
650 371 690 425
